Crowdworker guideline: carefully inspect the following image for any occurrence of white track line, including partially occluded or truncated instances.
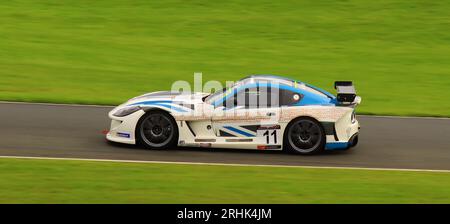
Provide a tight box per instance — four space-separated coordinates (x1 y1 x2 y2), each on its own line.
0 155 449 173
1 101 448 120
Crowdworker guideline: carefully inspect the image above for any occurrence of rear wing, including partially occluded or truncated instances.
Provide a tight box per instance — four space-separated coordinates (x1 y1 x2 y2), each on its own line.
334 81 361 105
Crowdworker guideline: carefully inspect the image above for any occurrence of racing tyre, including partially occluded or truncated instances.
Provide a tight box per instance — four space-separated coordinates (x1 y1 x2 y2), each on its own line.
136 111 178 149
284 117 325 155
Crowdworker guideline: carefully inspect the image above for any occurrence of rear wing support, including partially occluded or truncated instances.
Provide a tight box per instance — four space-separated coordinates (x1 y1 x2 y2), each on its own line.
334 81 361 105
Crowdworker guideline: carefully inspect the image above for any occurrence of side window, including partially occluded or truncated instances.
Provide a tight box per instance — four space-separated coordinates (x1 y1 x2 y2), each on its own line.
258 86 277 108
239 87 259 108
259 87 302 108
222 89 237 108
223 87 260 108
241 87 281 108
279 88 302 106
222 86 302 108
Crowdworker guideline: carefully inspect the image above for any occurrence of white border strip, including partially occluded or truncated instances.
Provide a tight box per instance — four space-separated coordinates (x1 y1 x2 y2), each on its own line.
0 101 114 108
357 115 450 120
0 155 449 173
1 101 449 119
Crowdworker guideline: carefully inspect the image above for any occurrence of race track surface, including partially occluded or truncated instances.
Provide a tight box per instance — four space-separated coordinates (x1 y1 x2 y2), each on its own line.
0 102 449 170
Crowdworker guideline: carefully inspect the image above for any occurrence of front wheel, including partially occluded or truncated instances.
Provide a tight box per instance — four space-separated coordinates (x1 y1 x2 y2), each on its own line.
136 111 178 149
284 117 325 155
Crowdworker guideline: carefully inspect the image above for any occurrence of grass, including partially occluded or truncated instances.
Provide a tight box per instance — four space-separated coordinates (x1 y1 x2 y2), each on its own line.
0 0 449 116
0 158 449 203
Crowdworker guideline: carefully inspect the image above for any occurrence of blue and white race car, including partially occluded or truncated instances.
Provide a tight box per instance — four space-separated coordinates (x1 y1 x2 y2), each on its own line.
106 75 361 154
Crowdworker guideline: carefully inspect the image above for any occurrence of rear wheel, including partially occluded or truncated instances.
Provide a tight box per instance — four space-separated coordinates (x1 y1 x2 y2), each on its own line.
284 117 325 155
136 111 178 149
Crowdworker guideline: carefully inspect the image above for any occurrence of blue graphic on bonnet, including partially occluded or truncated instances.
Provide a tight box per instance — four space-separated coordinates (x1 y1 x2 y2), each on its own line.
128 100 188 112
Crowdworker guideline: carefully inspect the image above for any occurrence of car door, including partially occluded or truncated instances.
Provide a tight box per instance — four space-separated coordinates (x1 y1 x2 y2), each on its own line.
211 84 283 146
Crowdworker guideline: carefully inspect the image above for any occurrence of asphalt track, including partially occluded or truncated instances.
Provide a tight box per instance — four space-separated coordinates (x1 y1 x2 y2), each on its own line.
0 102 449 170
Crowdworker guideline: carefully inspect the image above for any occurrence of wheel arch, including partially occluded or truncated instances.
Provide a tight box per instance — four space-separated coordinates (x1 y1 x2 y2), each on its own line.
283 115 326 154
284 115 325 133
141 106 174 114
136 107 176 126
135 108 180 148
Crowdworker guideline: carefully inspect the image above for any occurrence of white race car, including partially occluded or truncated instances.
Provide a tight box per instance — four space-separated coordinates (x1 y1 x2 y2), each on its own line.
106 75 361 154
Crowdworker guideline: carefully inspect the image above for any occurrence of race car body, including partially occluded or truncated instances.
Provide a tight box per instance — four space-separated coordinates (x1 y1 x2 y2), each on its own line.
107 75 361 154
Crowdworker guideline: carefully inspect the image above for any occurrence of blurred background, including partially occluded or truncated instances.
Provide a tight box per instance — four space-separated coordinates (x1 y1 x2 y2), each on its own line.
0 0 449 116
1 1 450 204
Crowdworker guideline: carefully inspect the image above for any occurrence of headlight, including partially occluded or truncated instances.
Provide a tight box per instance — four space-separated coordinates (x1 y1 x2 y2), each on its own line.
113 106 141 117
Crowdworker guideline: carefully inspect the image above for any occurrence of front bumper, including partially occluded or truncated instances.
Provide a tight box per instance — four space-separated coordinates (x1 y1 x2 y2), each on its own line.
105 109 146 145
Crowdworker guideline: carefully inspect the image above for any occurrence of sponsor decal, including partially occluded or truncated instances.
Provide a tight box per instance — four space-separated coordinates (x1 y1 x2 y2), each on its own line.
117 132 131 138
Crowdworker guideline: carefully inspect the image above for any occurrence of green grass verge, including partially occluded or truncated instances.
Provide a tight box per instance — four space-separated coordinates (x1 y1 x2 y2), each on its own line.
0 158 449 203
0 1 449 117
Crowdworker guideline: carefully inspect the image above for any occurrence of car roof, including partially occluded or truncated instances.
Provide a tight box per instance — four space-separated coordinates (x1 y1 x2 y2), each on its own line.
238 74 335 99
238 74 302 86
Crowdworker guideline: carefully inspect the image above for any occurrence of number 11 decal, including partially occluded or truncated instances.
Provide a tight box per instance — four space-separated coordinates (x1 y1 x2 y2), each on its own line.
263 130 277 144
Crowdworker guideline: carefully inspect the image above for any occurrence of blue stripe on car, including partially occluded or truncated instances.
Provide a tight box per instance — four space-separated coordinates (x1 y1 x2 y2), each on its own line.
305 83 335 99
224 126 256 137
128 101 188 112
129 100 173 106
325 142 349 150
